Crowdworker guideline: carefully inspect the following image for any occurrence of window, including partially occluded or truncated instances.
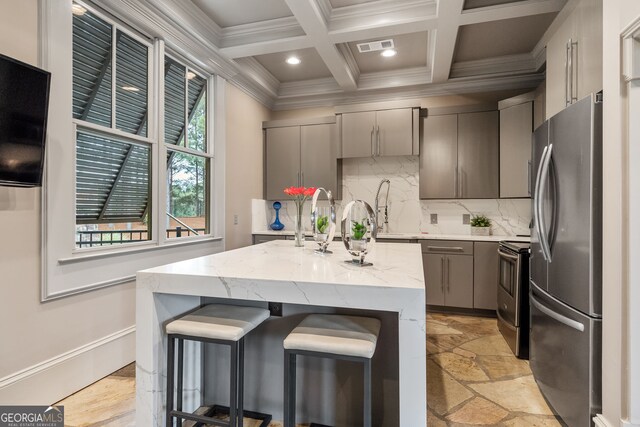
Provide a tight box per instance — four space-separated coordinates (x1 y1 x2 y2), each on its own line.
163 56 211 239
72 5 152 249
41 0 224 299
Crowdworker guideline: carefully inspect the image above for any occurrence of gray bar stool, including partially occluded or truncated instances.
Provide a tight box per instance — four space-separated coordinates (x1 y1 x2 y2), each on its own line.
165 304 272 427
283 314 381 427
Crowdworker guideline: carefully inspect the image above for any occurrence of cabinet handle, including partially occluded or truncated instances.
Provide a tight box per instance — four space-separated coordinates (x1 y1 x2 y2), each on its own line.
454 166 458 197
459 168 463 198
570 40 578 103
527 160 532 196
376 125 380 156
371 125 375 157
565 40 571 106
428 246 465 252
301 172 304 186
446 257 450 291
440 256 445 291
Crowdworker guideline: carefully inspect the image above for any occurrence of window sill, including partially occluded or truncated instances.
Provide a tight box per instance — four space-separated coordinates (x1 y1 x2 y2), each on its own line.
58 236 223 265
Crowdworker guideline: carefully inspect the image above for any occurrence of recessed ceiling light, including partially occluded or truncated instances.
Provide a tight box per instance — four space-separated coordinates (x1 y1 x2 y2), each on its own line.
381 49 397 58
71 4 87 16
122 86 140 92
186 71 197 80
286 56 301 65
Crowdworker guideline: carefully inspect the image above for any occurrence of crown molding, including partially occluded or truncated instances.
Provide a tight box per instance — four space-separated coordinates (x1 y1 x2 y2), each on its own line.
327 0 437 44
450 53 536 79
272 72 544 110
96 0 231 77
337 43 361 81
358 66 431 90
221 16 305 48
459 0 566 26
278 77 342 98
316 0 333 23
234 57 280 97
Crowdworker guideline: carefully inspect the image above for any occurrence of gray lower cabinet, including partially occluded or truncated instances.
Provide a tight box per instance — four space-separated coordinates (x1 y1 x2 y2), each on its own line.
424 253 445 306
264 122 338 200
253 234 288 245
473 242 499 310
422 240 474 309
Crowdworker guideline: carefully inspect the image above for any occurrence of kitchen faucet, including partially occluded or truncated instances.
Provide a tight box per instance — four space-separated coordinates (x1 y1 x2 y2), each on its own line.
374 179 391 233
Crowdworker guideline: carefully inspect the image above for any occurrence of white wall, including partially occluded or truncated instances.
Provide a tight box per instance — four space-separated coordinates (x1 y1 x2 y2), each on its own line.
0 0 136 404
602 2 640 426
225 83 271 250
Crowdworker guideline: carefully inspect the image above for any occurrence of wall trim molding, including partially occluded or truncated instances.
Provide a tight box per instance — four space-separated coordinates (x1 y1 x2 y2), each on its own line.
0 326 135 405
272 72 544 110
593 414 613 427
450 53 536 79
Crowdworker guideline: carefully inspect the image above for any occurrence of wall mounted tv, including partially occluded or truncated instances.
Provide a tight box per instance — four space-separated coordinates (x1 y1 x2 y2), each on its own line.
0 53 51 187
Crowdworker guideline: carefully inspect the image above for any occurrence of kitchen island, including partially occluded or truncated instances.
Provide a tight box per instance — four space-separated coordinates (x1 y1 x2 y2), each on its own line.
136 240 425 426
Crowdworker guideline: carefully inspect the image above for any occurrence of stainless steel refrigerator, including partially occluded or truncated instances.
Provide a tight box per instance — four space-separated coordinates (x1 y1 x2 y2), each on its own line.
530 93 602 427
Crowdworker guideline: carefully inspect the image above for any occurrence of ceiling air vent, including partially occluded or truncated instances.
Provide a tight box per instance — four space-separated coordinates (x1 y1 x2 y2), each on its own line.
356 39 394 53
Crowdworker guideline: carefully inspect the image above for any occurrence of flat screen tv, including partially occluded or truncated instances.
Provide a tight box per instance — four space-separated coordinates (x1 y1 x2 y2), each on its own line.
0 53 51 187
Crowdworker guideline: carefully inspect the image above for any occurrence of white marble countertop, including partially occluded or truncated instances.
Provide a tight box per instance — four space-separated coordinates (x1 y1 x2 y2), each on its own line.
136 241 426 426
253 230 531 243
140 240 425 290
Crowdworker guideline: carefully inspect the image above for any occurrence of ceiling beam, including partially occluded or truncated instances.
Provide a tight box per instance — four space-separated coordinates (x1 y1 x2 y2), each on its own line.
459 0 566 25
430 0 464 83
220 35 314 59
284 0 357 90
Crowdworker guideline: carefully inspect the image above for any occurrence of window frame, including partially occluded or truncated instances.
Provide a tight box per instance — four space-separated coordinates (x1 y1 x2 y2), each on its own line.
159 50 215 245
40 0 226 301
72 1 157 253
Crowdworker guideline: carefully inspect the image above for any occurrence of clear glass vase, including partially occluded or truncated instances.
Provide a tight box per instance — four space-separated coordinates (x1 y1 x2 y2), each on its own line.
294 201 304 247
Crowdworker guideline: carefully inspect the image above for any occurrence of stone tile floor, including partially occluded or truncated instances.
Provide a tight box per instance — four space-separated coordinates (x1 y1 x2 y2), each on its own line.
56 313 563 426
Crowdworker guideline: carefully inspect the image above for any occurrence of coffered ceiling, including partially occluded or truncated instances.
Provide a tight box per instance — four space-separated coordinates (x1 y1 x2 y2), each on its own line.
135 0 568 109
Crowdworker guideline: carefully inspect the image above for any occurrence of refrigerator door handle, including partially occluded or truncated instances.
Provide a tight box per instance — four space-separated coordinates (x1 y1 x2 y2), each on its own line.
531 293 585 332
538 143 553 261
534 145 549 260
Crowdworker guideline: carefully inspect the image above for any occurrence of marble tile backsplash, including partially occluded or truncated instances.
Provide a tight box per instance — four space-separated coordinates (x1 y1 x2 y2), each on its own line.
253 156 532 236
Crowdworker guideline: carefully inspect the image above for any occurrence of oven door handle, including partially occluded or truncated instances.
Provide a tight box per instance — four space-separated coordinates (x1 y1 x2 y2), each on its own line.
498 248 519 262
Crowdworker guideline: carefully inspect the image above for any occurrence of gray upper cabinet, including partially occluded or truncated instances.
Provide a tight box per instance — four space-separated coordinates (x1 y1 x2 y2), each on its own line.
341 111 376 158
301 124 337 191
420 110 498 199
473 242 499 310
265 126 300 201
457 111 499 199
500 101 533 198
420 115 458 199
341 108 416 158
264 120 339 200
376 109 413 156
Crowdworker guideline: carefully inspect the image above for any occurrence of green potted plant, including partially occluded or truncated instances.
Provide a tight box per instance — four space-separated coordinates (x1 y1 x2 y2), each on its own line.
350 218 369 251
470 214 492 236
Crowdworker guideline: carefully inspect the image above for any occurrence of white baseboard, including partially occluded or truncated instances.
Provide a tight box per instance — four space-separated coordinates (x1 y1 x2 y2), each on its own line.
0 326 135 405
594 414 640 427
594 414 614 427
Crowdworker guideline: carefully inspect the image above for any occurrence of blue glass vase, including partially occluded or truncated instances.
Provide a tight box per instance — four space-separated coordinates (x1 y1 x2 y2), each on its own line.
270 201 284 231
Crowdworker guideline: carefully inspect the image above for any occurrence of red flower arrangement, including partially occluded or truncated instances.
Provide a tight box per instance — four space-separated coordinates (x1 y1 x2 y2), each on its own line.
284 186 317 198
284 186 317 247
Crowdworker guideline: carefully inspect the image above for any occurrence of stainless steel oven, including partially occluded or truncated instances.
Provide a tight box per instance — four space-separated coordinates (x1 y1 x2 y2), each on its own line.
497 241 530 359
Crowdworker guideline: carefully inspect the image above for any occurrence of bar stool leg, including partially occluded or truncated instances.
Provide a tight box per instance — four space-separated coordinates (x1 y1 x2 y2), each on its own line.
165 335 175 427
283 350 296 427
177 339 184 412
363 358 372 427
229 341 238 427
238 338 245 427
